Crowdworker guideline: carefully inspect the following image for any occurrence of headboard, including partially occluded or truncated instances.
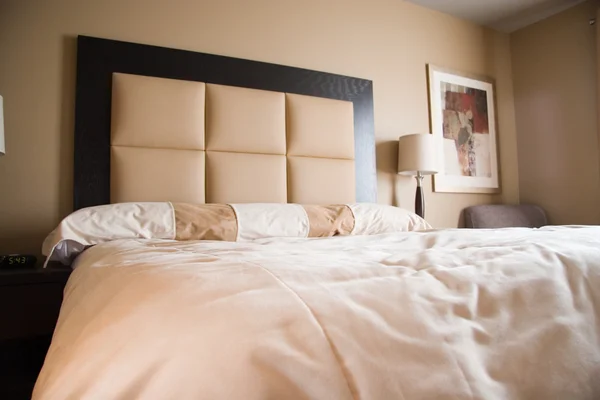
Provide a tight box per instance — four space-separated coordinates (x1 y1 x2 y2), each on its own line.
73 36 376 210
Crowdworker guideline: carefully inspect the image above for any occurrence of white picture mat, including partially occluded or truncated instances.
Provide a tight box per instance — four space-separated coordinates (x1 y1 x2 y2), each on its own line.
429 68 500 193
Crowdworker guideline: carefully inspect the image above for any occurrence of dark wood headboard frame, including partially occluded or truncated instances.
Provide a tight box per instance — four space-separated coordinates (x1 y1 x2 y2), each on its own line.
73 35 376 210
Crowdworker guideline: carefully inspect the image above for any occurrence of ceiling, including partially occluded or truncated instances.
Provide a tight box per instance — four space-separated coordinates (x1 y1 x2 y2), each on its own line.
405 0 586 32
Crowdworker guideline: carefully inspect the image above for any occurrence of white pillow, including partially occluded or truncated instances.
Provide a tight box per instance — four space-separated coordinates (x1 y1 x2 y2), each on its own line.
42 202 431 266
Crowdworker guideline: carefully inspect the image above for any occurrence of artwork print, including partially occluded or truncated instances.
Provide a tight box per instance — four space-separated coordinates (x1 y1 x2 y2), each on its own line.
442 83 490 177
428 65 500 193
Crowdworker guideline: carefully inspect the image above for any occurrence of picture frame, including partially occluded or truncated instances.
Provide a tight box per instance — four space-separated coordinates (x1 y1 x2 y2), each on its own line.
427 65 501 194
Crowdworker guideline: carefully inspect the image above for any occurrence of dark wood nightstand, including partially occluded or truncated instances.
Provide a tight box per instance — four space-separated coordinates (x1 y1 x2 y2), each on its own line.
0 263 71 400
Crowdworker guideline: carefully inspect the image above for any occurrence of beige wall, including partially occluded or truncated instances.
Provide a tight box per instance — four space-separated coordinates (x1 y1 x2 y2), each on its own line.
511 0 600 225
0 0 519 255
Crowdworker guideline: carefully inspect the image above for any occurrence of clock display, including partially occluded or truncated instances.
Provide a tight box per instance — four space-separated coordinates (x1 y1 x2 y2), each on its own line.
8 256 27 264
0 254 37 269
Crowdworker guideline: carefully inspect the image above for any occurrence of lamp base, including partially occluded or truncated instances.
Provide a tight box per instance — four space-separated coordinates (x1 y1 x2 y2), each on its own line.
414 174 424 219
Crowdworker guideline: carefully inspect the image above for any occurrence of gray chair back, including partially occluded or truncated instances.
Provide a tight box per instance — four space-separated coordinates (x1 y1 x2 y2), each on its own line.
464 204 548 229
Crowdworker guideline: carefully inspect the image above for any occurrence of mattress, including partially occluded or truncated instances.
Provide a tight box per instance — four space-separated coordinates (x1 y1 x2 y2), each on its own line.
33 224 600 399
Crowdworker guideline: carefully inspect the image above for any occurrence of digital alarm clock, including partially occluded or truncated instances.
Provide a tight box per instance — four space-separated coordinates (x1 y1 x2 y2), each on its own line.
0 254 38 269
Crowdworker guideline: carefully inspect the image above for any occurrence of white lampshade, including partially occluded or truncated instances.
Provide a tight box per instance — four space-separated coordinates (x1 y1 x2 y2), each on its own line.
397 133 437 176
0 95 4 155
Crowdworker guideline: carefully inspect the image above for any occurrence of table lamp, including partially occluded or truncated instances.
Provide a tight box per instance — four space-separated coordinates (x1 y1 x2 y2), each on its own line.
397 133 438 219
0 95 4 155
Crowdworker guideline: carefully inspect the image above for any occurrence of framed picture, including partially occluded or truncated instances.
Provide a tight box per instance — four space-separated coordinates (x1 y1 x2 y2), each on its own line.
427 65 500 194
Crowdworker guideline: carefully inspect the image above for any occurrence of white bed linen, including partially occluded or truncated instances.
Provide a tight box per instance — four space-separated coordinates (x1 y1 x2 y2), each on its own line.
34 226 600 399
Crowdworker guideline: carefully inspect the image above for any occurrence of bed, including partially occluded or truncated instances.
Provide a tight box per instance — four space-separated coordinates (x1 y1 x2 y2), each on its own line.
33 36 600 399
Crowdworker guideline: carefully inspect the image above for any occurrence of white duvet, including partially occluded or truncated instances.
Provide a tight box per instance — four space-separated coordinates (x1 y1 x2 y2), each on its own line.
34 226 600 399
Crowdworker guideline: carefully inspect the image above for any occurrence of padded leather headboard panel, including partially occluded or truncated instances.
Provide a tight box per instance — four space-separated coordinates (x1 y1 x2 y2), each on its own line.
110 73 355 204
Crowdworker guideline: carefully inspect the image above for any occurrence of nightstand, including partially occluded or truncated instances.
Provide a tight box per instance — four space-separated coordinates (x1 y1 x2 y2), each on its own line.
0 263 71 400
